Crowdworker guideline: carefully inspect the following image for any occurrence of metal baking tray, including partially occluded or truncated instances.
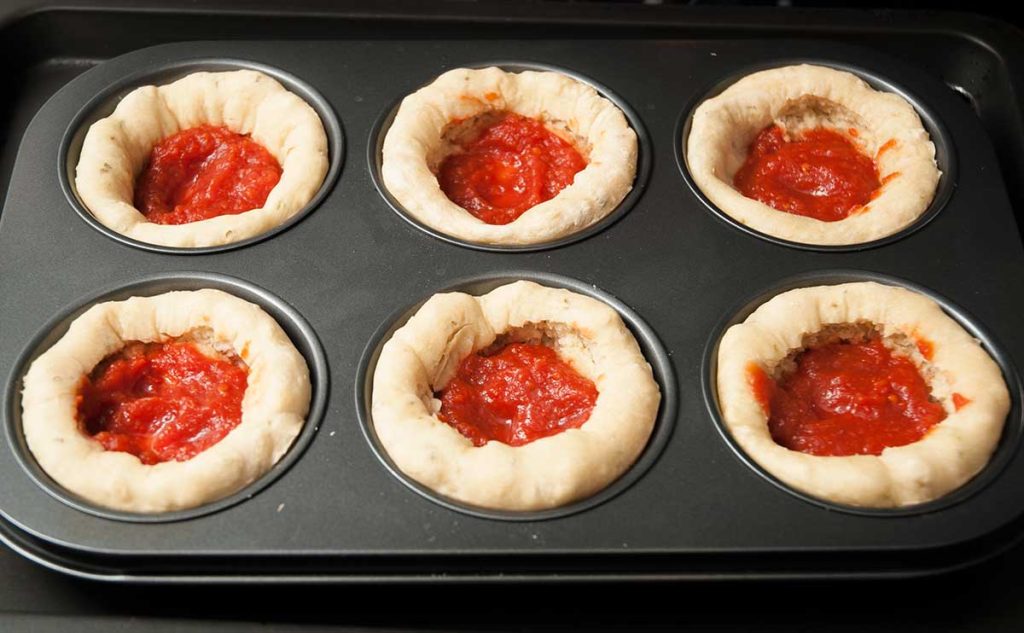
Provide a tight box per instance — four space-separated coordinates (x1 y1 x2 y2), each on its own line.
2 4 1024 583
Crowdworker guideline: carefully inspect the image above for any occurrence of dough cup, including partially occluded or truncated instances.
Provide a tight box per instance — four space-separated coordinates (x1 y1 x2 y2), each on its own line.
13 274 326 518
685 63 945 247
366 278 670 514
713 278 1012 510
379 66 640 247
69 65 334 250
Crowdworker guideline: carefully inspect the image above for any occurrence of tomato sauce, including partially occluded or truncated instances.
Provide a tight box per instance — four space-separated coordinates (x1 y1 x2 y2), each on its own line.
914 336 935 361
437 342 598 447
437 112 587 225
77 341 248 465
748 336 946 456
952 393 971 411
134 124 281 225
734 125 881 222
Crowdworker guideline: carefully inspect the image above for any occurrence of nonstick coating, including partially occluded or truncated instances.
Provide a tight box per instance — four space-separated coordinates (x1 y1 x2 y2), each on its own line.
1 39 1022 571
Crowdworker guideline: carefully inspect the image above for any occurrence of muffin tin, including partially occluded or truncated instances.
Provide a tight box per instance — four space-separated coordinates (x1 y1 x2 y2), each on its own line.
1 35 1023 582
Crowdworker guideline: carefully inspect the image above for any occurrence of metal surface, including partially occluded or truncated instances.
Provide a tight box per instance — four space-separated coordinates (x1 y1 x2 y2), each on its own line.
0 32 1023 581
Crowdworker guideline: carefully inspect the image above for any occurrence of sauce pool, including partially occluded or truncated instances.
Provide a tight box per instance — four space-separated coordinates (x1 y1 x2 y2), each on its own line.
734 125 881 222
134 124 282 225
77 341 248 464
438 112 587 225
748 336 946 456
437 342 597 446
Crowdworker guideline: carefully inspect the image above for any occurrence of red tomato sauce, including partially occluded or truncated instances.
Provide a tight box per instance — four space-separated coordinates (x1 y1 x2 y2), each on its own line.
437 342 598 446
437 112 587 225
134 124 282 225
77 341 248 465
915 336 935 361
734 125 881 222
747 336 946 456
952 393 971 411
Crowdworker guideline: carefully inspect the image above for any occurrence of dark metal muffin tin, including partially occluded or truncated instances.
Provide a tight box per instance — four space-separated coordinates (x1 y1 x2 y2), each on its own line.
1 36 1023 582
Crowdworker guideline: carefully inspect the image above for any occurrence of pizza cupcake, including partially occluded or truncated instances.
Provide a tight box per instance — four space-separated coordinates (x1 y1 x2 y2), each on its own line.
716 281 1010 508
381 67 637 246
687 64 941 246
370 281 660 511
20 289 311 513
75 69 329 248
